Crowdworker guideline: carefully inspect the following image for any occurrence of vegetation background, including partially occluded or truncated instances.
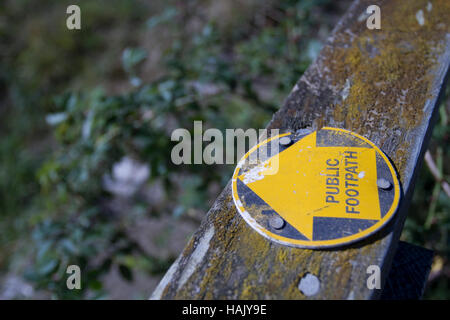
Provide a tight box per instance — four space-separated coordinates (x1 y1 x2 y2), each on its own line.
0 0 448 299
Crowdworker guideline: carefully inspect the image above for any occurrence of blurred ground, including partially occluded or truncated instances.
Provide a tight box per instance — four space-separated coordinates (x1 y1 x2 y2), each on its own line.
0 0 448 299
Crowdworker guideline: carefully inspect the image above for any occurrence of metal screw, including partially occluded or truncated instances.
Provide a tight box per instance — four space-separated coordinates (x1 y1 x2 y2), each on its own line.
298 273 320 296
377 178 391 190
279 136 292 146
269 216 285 230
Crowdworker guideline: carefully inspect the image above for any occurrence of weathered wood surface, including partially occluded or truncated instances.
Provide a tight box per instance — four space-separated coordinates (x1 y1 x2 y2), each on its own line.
151 0 450 299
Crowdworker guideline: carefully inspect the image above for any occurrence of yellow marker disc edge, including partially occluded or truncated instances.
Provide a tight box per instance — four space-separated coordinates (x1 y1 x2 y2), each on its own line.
231 127 401 249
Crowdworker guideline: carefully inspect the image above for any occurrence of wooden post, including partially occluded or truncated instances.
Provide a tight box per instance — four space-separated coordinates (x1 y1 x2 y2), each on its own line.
152 0 450 299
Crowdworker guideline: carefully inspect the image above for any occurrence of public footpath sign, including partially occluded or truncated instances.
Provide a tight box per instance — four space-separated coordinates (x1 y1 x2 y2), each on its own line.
231 127 401 249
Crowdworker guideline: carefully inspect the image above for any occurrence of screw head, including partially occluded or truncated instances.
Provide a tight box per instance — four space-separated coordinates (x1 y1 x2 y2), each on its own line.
298 273 320 296
269 216 285 230
279 136 292 146
377 178 391 190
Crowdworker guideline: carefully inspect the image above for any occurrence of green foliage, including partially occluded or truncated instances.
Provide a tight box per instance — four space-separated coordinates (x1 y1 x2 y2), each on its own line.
17 1 330 298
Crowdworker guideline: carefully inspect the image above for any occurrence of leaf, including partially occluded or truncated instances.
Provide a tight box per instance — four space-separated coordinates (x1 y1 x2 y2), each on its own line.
118 264 133 282
38 259 59 277
158 80 175 101
36 241 52 261
82 109 94 140
306 39 323 62
61 239 78 255
122 48 147 74
46 113 68 126
130 76 142 87
89 280 103 291
172 205 185 218
146 8 177 29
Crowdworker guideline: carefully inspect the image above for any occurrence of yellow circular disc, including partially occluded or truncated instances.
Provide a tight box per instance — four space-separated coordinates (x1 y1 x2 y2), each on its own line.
231 127 401 249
